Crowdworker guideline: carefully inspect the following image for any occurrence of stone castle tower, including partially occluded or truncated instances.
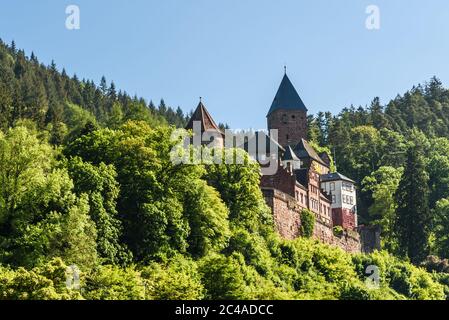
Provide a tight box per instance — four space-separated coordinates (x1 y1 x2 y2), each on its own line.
267 72 308 147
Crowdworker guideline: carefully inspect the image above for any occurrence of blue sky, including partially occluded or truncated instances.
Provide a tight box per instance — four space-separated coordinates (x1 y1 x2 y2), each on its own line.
1 0 449 129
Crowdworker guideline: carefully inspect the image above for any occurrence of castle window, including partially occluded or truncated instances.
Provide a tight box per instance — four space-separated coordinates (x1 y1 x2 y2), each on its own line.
301 193 304 204
292 115 296 119
282 114 288 124
332 195 336 203
286 134 289 141
330 182 335 191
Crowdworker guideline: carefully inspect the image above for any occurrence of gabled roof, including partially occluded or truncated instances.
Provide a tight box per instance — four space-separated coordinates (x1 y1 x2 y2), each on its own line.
239 131 285 154
293 138 328 167
267 74 308 116
283 145 300 161
321 172 355 183
185 101 223 134
294 168 308 186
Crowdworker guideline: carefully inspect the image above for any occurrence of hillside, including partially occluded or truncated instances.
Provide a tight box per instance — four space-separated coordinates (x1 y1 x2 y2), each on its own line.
1 40 449 300
0 39 189 136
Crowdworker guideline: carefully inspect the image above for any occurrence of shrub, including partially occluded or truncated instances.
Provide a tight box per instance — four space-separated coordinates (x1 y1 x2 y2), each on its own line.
0 258 82 300
83 265 144 300
224 228 274 276
198 253 248 300
333 226 344 237
300 209 315 238
140 255 204 300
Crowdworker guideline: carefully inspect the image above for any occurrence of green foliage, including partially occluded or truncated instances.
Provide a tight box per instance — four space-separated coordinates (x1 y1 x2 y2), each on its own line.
83 265 144 300
63 102 97 141
432 199 449 259
224 228 275 276
183 179 230 257
141 255 205 300
395 140 432 263
59 196 98 271
300 209 315 238
362 166 403 251
0 40 187 133
65 122 194 260
199 253 248 300
352 251 445 300
67 157 132 265
0 258 82 300
308 141 336 172
204 149 273 231
0 126 98 269
333 226 344 237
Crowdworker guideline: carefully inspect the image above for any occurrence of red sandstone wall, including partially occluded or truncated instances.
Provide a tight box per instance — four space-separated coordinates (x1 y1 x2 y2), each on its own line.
263 188 361 253
313 220 361 253
332 208 357 230
263 188 304 240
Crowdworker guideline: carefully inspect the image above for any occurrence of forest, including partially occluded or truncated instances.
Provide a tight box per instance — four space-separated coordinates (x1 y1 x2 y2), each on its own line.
1 39 449 300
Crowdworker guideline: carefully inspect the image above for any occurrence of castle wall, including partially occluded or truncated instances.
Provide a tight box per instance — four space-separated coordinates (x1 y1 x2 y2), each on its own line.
263 187 361 253
262 188 303 239
314 219 361 253
332 208 357 230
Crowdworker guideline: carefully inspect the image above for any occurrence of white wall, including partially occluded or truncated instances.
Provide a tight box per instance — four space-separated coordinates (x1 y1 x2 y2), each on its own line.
321 180 357 211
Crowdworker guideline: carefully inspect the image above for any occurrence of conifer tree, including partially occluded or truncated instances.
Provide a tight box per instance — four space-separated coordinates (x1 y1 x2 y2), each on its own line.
394 140 431 264
100 76 107 94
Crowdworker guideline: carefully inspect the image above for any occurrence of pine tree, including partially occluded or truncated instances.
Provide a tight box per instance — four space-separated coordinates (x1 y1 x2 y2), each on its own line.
108 81 117 101
100 76 107 94
10 40 16 54
394 140 431 264
50 60 57 73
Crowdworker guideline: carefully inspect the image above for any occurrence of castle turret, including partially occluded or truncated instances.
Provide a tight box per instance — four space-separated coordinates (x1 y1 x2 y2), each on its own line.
267 72 308 147
185 100 224 147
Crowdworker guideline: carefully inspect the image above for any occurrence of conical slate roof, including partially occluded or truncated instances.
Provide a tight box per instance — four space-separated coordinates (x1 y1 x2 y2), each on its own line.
267 74 308 116
185 101 223 134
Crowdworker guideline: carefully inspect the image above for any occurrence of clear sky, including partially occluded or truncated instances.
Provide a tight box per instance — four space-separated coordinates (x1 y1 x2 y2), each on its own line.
1 0 449 129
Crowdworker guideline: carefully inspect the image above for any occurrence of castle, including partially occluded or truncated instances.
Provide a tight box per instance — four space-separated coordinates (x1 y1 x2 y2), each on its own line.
186 71 362 253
